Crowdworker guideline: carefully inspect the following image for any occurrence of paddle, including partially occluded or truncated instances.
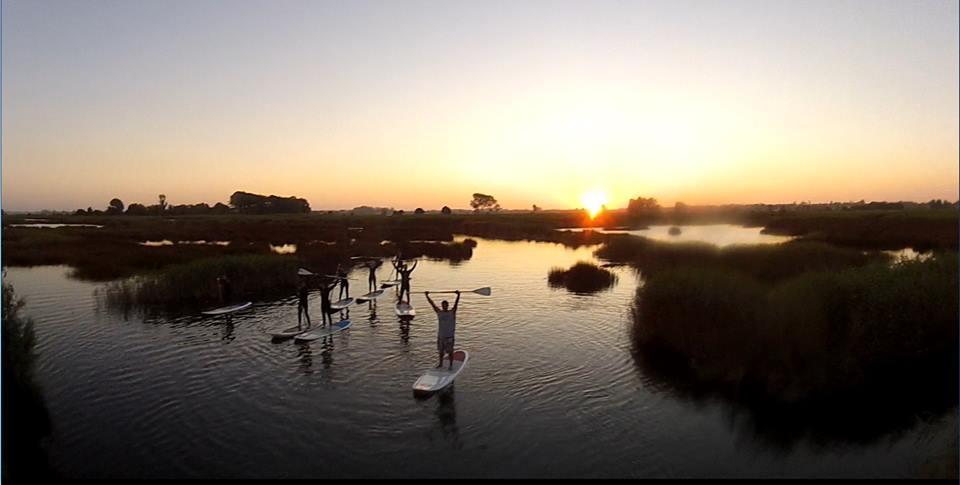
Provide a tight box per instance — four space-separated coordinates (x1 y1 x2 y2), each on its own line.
424 287 492 296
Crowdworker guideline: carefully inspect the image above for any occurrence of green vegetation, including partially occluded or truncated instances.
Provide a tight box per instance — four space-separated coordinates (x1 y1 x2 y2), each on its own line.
1 211 606 280
596 237 888 282
747 209 959 250
548 262 618 293
103 254 301 309
631 252 958 403
2 278 54 479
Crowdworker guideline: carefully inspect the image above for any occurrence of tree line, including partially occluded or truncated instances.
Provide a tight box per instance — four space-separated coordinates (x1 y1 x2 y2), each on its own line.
78 191 310 216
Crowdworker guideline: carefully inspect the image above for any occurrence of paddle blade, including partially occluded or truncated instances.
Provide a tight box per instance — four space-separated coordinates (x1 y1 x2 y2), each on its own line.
472 287 492 296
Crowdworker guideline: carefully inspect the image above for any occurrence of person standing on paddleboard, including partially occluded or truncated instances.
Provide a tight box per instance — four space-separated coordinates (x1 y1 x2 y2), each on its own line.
366 259 382 291
396 259 418 303
297 279 311 330
426 290 460 370
336 264 349 299
318 277 337 327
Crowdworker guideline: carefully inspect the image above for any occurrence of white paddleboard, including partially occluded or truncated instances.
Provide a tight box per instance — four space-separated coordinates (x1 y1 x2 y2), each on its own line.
395 302 416 317
380 279 400 287
329 297 354 310
297 268 315 276
413 350 469 396
202 301 252 316
294 319 352 342
356 289 385 303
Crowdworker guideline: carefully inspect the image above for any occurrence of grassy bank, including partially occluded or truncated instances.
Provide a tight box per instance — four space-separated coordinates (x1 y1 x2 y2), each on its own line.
548 262 618 293
2 278 54 479
596 237 889 282
631 251 958 404
4 209 954 281
103 254 303 310
747 209 959 250
2 212 594 280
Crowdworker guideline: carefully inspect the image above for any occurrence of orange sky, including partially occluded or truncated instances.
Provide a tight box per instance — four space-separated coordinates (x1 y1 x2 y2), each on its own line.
3 0 958 211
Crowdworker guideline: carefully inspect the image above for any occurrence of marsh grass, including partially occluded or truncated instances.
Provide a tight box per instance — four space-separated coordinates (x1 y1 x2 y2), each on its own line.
2 278 54 479
631 252 959 403
548 261 618 293
596 237 889 282
104 254 301 309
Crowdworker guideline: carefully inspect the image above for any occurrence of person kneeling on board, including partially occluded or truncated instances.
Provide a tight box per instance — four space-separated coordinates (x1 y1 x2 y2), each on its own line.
426 290 460 370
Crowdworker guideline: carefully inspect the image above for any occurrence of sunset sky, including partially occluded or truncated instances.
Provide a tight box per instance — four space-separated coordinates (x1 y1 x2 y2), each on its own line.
3 0 958 212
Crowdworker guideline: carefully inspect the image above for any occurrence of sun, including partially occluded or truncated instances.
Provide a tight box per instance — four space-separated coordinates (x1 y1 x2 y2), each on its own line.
581 190 608 219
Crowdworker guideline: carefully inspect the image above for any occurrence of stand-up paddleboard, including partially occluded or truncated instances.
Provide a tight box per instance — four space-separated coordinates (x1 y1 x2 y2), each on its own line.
380 280 400 287
297 268 315 276
413 350 469 396
395 302 416 317
202 302 252 316
268 325 306 340
294 319 352 342
329 297 354 310
356 289 385 303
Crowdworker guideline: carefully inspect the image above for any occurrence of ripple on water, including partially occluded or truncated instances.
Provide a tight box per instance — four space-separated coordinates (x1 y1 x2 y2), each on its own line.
1 243 947 478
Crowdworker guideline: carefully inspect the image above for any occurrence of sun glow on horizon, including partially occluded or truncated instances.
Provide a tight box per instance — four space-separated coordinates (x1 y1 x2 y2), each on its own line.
581 190 609 219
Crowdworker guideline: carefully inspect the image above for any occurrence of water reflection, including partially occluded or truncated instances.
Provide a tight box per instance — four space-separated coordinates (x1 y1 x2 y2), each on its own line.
366 302 378 326
427 389 462 449
270 244 297 254
559 224 793 247
628 317 958 453
221 320 235 343
9 223 103 228
296 342 313 373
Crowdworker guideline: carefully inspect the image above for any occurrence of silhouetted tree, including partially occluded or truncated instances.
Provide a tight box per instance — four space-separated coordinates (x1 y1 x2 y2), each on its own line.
211 202 231 214
158 194 167 213
627 196 660 219
470 193 500 212
125 203 148 216
532 204 541 212
673 201 689 222
229 191 310 214
415 208 425 214
441 206 452 215
107 198 124 214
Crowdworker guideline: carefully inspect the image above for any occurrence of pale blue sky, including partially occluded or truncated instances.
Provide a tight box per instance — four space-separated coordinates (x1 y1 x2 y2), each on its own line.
3 0 958 211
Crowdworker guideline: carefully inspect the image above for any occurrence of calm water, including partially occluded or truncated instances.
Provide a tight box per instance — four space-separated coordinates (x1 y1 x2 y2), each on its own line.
560 224 793 247
5 238 954 478
8 223 104 228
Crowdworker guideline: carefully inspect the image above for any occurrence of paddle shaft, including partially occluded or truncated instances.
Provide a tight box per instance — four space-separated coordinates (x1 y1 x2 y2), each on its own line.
424 287 490 295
